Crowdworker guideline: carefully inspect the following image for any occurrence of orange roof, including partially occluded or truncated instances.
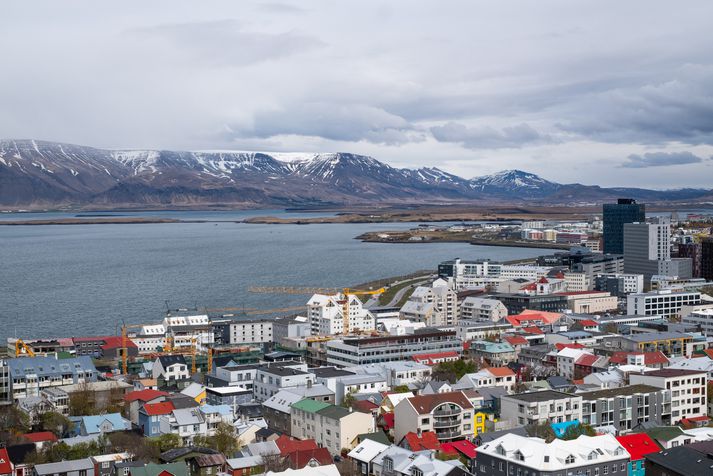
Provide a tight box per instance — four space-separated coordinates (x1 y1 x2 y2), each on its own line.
504 336 528 346
22 432 58 443
506 310 562 327
485 367 516 377
555 343 585 350
522 326 544 335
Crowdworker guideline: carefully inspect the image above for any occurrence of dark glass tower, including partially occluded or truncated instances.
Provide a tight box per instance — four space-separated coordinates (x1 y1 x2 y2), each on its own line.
702 237 713 281
603 198 645 254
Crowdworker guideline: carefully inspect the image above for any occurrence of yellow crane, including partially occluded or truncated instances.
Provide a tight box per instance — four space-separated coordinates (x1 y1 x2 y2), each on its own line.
340 288 385 334
207 347 214 374
14 339 36 357
191 337 197 374
121 323 144 375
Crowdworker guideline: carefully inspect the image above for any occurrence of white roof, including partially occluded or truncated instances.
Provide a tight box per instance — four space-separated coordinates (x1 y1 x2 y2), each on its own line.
262 389 303 413
266 465 340 476
478 434 629 471
181 382 206 399
347 439 390 463
557 347 590 359
383 392 414 407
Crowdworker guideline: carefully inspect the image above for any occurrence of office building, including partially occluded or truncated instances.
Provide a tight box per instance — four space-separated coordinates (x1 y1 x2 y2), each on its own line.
702 237 713 281
624 217 692 282
626 289 701 318
603 198 645 254
594 273 644 297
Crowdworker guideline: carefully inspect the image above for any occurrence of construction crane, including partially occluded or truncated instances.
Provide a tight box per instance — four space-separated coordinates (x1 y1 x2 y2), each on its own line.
164 335 174 352
191 337 197 374
14 339 35 357
207 347 214 374
340 288 385 334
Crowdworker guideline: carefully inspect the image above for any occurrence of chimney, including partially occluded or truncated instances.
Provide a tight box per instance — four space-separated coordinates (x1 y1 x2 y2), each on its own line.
417 428 422 437
307 380 313 389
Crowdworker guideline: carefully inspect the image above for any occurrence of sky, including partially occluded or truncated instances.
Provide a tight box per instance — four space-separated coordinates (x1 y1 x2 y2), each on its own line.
1 1 712 189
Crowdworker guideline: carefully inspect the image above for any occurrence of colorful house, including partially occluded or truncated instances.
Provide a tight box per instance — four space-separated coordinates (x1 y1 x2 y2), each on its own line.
615 433 660 476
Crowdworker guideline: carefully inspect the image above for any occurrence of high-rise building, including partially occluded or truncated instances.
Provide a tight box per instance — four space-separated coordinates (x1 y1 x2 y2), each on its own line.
623 217 690 282
677 242 702 278
603 198 645 254
702 237 713 281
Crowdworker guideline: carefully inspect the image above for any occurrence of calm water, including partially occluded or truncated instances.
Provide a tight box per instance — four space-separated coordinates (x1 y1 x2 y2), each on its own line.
0 210 545 340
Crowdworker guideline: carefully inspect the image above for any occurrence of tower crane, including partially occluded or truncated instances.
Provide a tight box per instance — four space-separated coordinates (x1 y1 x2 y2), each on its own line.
121 323 145 375
14 339 36 357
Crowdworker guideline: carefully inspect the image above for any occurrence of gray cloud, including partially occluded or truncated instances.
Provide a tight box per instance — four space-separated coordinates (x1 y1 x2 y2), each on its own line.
430 122 549 149
129 19 323 67
235 103 422 145
620 151 707 168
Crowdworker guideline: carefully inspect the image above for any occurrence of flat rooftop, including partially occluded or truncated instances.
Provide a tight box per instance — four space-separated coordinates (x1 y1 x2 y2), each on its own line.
504 390 578 403
577 384 663 400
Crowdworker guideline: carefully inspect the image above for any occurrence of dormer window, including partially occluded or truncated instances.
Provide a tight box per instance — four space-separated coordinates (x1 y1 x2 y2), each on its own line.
588 451 598 460
412 469 423 476
496 444 506 456
565 455 575 464
383 458 393 471
514 450 525 461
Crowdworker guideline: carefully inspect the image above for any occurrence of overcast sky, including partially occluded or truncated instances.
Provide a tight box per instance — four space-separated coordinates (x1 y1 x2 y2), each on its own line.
1 1 712 188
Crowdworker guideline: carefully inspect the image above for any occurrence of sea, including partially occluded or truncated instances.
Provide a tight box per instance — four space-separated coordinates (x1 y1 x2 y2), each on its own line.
0 208 625 341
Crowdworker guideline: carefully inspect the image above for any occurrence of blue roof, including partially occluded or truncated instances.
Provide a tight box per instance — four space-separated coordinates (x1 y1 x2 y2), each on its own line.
472 341 515 353
7 355 96 378
551 419 580 438
200 404 232 416
81 413 131 434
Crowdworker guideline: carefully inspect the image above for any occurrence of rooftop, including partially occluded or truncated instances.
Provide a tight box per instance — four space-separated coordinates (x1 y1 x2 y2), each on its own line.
578 384 663 400
504 390 578 403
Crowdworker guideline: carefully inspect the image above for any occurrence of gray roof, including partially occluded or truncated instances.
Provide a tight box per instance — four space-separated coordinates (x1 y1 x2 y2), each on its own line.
623 332 692 342
504 390 578 403
310 367 356 378
173 408 204 425
157 355 187 367
7 355 96 378
34 458 94 475
578 384 663 400
284 383 334 398
262 390 302 413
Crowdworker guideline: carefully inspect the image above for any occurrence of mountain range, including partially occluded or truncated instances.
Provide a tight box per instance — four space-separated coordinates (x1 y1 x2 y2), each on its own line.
1 139 710 209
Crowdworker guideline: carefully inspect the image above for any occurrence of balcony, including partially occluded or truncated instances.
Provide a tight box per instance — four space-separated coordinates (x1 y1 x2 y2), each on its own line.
435 429 462 440
434 407 461 417
433 417 461 428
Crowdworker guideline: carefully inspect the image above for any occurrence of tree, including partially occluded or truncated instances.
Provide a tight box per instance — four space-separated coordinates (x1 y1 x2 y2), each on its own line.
525 422 556 443
69 381 98 416
39 411 74 438
431 359 478 383
192 423 242 457
342 391 356 408
150 433 182 452
561 423 596 440
260 453 288 473
392 385 410 393
0 405 31 443
108 431 160 462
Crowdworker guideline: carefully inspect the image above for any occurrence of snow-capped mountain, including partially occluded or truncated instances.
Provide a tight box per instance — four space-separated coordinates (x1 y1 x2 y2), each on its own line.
1 140 710 208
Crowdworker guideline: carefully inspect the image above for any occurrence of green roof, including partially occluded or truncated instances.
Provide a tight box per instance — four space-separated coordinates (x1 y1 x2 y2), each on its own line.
291 398 331 414
317 405 351 420
358 431 391 445
645 426 689 441
130 463 189 476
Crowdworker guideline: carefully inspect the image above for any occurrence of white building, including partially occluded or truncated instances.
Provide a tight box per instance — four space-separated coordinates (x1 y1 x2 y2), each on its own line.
456 367 516 392
253 362 314 401
307 293 375 335
500 390 583 426
681 304 713 337
460 297 508 322
159 407 207 444
627 289 701 318
399 279 458 326
152 355 190 382
563 272 591 292
629 368 708 422
347 361 432 388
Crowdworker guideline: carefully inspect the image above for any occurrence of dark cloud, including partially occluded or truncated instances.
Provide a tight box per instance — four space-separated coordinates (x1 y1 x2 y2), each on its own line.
620 151 707 168
129 19 323 67
430 122 549 149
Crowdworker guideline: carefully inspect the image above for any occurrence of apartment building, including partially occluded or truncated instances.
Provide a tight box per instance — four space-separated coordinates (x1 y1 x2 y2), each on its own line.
253 362 314 401
681 304 713 337
159 407 207 445
572 254 625 282
594 273 644 297
290 398 375 455
399 279 458 327
467 341 517 366
393 391 475 443
325 329 463 367
307 292 375 335
579 384 672 431
347 361 432 388
212 320 273 345
627 290 701 318
460 297 508 322
630 368 708 422
455 320 513 342
604 332 693 357
500 390 583 426
474 434 630 476
6 356 97 401
212 364 259 390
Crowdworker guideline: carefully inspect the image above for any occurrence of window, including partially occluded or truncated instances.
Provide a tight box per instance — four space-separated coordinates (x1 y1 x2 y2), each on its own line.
515 451 525 461
603 466 608 475
565 455 575 464
383 458 393 472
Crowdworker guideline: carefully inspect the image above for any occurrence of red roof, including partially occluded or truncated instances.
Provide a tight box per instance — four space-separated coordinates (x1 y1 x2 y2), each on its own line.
555 343 585 350
351 399 379 413
440 440 477 459
522 326 544 335
142 401 175 416
682 416 710 423
101 336 137 350
275 435 319 455
504 336 528 346
412 351 460 364
609 351 669 366
575 354 599 366
381 412 394 429
615 434 660 461
538 277 549 284
580 320 599 326
22 432 58 443
403 431 441 451
124 389 168 403
0 448 13 474
286 448 333 469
